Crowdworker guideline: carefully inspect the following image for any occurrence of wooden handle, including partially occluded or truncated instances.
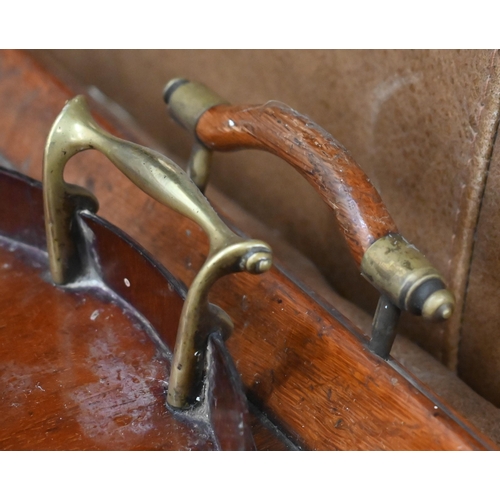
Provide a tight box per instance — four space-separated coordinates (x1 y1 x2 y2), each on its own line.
165 80 455 323
196 102 397 266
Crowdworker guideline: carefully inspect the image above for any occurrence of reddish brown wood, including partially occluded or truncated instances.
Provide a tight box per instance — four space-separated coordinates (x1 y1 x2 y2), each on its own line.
0 241 214 450
0 49 495 450
0 167 263 450
196 103 398 266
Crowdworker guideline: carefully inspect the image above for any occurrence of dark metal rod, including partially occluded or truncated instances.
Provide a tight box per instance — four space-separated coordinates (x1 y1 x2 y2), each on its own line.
369 295 401 359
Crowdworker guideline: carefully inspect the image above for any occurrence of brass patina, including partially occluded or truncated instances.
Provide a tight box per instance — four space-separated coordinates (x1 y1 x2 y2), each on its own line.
164 78 228 135
186 141 212 193
164 78 229 193
361 233 454 322
43 95 272 409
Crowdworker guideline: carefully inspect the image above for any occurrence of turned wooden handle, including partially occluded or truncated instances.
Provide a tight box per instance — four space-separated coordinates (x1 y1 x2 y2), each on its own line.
196 102 397 266
165 80 455 321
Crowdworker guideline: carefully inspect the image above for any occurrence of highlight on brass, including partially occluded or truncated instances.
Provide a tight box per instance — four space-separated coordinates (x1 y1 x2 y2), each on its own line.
43 95 272 409
163 78 455 358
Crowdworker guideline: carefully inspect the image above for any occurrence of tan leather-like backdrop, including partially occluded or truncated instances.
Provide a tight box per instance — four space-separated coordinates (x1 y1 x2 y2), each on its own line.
31 50 500 406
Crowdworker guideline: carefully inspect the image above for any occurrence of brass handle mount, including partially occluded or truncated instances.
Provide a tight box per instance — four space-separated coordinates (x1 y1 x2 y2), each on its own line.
43 95 272 408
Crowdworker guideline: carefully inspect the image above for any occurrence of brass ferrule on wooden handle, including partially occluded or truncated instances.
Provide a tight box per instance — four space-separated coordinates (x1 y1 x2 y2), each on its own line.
43 95 272 409
164 78 229 134
164 79 455 323
361 234 454 321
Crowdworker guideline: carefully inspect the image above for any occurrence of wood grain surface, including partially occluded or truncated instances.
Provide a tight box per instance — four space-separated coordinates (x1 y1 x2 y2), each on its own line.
0 167 268 450
0 49 494 450
197 103 398 266
0 236 215 450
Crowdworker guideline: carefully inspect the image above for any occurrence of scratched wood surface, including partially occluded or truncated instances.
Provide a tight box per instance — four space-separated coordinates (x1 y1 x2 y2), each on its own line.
0 241 216 450
197 103 398 266
0 167 272 450
0 49 495 450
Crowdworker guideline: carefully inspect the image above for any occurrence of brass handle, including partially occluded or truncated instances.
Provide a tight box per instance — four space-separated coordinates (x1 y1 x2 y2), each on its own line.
163 79 454 358
43 95 272 408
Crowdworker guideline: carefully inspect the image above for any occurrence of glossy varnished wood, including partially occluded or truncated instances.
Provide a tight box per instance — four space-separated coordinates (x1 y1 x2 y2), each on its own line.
0 49 494 450
0 241 215 450
0 168 262 450
197 103 398 266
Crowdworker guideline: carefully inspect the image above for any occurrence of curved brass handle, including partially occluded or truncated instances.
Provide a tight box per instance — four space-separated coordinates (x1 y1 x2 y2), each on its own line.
163 79 454 358
43 95 272 408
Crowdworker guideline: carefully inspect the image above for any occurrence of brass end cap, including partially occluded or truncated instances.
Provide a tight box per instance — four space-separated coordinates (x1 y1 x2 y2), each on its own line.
244 251 272 274
163 78 228 134
361 233 455 322
163 78 189 104
421 288 455 322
